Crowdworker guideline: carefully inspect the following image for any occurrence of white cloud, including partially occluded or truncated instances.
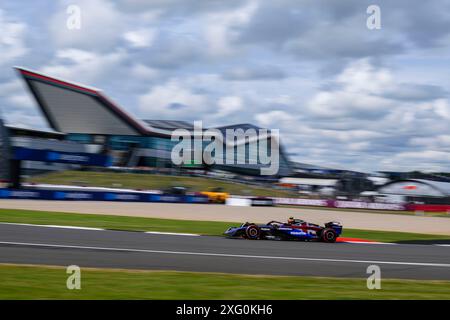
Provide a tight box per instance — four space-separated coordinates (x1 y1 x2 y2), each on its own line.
320 129 385 142
130 64 159 80
255 110 292 128
54 49 97 64
3 111 48 130
203 1 258 56
0 9 27 66
347 141 370 151
6 94 34 109
223 65 286 80
49 0 124 51
138 80 208 118
308 90 393 119
433 99 450 119
216 96 242 117
380 150 450 172
409 135 450 151
123 28 156 48
335 59 393 95
41 49 126 84
307 59 396 119
0 79 22 95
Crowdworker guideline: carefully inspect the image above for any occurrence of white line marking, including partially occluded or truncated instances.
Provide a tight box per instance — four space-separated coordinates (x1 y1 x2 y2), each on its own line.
341 241 397 245
145 231 200 237
0 222 104 231
1 241 449 268
0 222 199 236
435 244 450 247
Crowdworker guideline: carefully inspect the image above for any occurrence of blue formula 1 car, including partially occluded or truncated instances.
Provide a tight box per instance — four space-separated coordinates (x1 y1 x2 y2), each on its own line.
224 218 343 243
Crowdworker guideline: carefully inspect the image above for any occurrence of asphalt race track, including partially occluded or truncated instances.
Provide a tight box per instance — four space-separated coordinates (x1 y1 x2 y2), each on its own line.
0 223 449 280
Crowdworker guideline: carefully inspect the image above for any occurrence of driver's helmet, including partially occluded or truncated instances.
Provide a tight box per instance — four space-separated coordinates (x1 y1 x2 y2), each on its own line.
287 217 295 224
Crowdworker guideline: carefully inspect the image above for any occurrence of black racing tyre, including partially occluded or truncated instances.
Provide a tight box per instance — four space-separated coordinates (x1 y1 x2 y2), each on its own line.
245 224 260 240
321 228 337 243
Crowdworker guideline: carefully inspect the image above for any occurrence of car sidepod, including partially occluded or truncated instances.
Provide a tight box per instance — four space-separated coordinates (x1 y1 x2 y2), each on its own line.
272 227 313 240
224 226 245 238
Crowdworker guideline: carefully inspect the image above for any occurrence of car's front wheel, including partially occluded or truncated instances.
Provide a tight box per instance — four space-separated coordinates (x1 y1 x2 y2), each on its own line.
245 224 260 240
321 228 337 243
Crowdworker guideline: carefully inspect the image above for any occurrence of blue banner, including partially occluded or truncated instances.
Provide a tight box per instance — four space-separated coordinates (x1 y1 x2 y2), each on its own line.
0 188 209 203
12 147 112 167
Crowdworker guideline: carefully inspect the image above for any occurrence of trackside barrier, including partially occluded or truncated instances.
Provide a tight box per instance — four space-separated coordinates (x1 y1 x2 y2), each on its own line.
250 197 275 206
405 204 450 212
0 188 209 203
3 189 447 211
273 198 328 207
226 198 252 206
273 197 405 211
332 200 404 211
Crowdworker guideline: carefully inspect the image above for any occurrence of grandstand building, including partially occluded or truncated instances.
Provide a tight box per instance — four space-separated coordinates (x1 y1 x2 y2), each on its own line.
13 67 293 177
377 179 450 204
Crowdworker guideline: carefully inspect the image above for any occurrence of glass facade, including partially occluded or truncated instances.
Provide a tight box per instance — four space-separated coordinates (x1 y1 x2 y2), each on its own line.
65 133 292 176
67 134 178 151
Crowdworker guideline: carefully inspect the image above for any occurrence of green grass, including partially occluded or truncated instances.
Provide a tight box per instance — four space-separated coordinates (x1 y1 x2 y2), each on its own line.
0 209 449 243
0 264 449 299
27 170 297 197
0 208 230 235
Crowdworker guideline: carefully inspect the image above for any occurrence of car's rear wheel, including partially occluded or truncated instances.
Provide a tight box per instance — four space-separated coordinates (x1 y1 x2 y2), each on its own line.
321 228 337 243
245 224 260 240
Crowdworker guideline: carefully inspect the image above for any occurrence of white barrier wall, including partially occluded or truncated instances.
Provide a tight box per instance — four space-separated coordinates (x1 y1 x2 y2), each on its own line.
226 197 252 206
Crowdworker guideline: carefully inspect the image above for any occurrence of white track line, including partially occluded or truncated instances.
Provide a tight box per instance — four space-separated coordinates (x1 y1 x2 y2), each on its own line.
145 231 200 237
0 222 104 231
0 223 199 236
1 241 450 268
341 241 398 245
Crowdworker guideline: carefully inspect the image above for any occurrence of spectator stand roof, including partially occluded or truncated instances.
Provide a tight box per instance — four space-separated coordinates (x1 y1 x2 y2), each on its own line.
378 179 450 197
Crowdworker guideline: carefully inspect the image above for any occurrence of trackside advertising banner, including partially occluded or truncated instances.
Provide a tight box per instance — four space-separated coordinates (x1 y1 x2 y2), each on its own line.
273 197 405 211
12 147 112 167
0 189 209 203
273 198 329 207
2 190 448 211
332 200 404 210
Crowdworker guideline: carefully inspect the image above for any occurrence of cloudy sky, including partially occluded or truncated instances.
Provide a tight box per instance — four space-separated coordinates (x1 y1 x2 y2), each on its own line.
1 0 450 173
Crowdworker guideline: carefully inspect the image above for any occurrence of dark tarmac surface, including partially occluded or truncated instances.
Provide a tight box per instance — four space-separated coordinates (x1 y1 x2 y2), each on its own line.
0 223 449 280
